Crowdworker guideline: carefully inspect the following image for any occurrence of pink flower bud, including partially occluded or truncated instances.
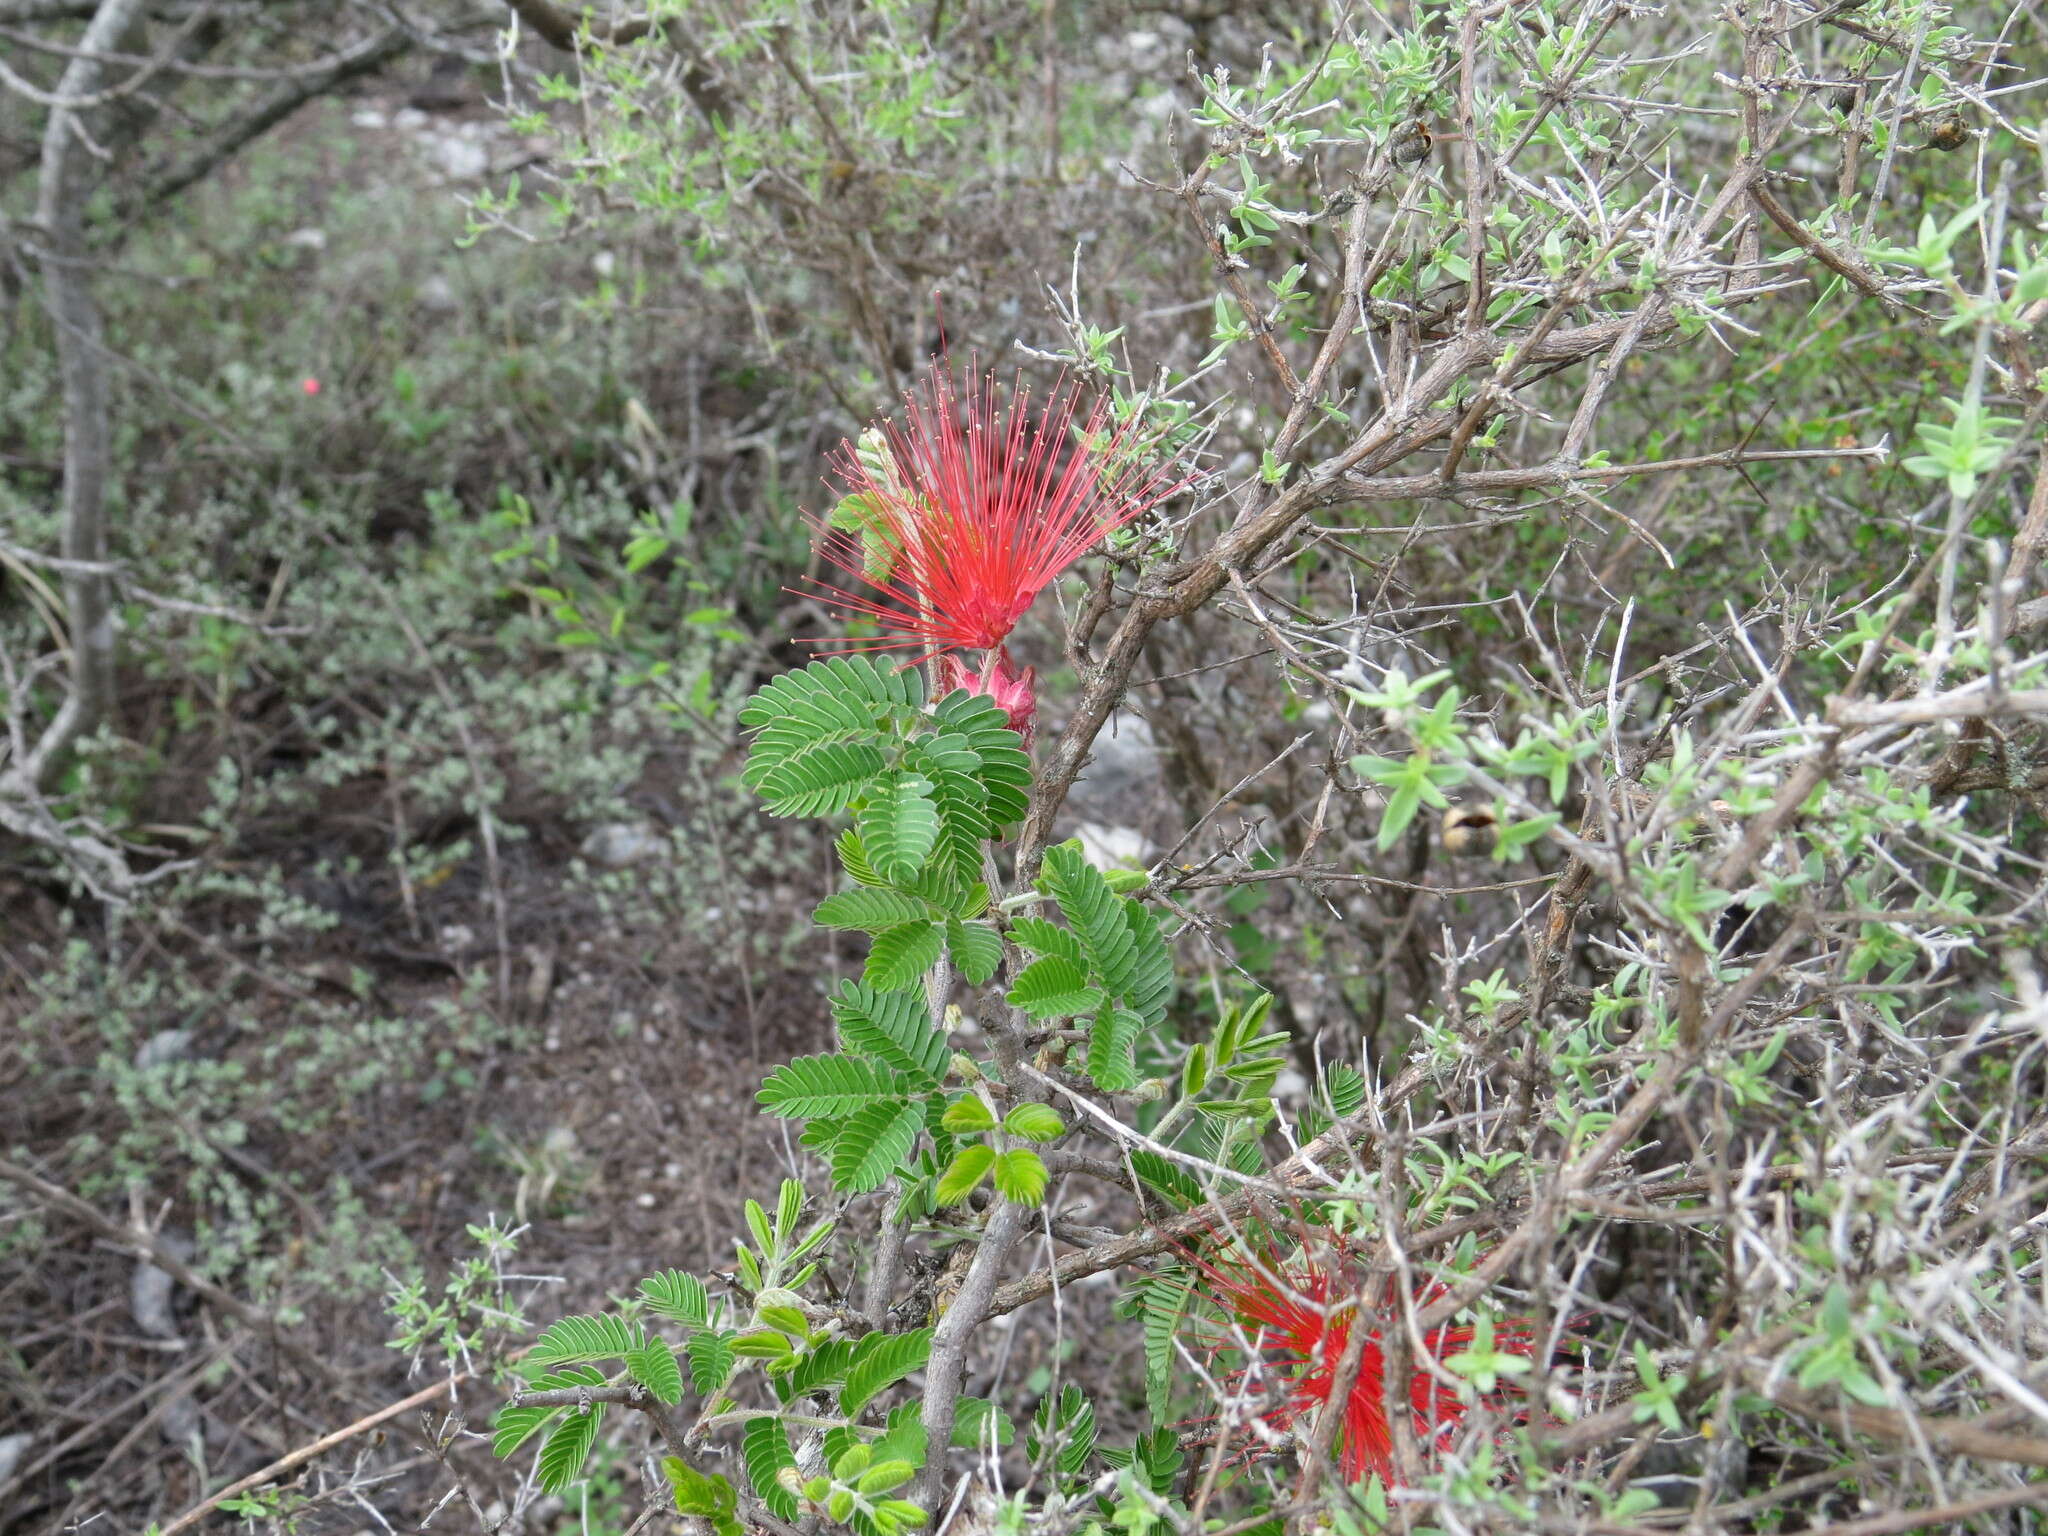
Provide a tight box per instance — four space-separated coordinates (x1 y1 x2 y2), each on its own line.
935 650 1037 744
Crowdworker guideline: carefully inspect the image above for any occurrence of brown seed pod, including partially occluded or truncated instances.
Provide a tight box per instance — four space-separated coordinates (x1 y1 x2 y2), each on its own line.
1439 802 1499 859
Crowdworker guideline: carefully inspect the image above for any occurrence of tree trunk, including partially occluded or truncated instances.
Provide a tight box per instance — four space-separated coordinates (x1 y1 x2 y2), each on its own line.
25 0 149 786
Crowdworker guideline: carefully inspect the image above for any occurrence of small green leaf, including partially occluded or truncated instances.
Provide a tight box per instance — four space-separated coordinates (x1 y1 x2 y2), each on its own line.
841 1329 935 1415
952 1397 1015 1448
940 1094 997 1133
935 1144 996 1204
627 1338 685 1404
1007 955 1101 1017
537 1399 607 1492
946 917 1002 985
829 1097 926 1192
1086 1007 1143 1093
640 1270 710 1327
757 742 889 818
686 1330 735 1394
815 889 931 932
866 921 944 991
860 773 941 883
992 1148 1049 1205
758 1054 911 1118
831 980 949 1085
859 1461 918 1495
1002 1103 1065 1142
663 1459 741 1536
732 1329 795 1360
530 1314 637 1366
742 1418 800 1520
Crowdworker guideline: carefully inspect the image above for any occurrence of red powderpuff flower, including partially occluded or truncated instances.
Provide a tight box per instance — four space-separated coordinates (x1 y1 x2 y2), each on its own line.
936 650 1038 742
806 369 1192 662
1189 1246 1544 1487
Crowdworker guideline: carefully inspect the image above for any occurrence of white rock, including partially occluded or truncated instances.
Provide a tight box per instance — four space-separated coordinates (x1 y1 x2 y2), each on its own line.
1066 711 1162 824
427 133 490 181
0 1432 33 1484
1075 822 1149 868
132 1236 191 1341
416 274 458 313
579 821 665 868
135 1029 193 1071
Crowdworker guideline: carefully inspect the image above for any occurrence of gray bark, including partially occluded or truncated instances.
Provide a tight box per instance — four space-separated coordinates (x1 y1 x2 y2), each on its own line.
24 0 150 785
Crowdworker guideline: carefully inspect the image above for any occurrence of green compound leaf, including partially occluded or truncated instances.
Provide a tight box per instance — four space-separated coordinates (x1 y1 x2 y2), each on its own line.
783 1338 856 1399
798 1114 848 1159
686 1330 736 1395
490 1402 560 1461
741 657 920 754
831 980 948 1085
756 741 889 818
859 772 941 884
1041 842 1138 994
663 1459 743 1536
1028 1385 1097 1480
829 1097 926 1192
537 1397 608 1492
640 1269 709 1327
1118 903 1174 1027
627 1337 685 1405
530 1314 638 1366
841 1328 935 1416
1136 1269 1194 1420
908 735 993 886
1128 1151 1202 1208
758 1054 912 1118
741 1416 800 1520
1006 955 1102 1018
865 921 944 991
953 1396 1015 1449
1008 915 1085 965
1322 1062 1367 1117
1086 1006 1144 1093
935 1144 996 1204
815 888 931 932
837 828 885 886
945 917 1002 985
491 1364 606 1459
931 691 1032 828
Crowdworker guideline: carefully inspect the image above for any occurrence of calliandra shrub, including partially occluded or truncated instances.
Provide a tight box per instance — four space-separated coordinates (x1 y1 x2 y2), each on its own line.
468 6 2048 1535
1185 1243 1546 1487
